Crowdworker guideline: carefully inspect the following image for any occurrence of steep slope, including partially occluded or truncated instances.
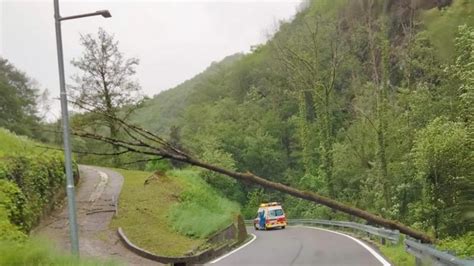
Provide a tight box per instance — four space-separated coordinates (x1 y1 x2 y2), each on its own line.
126 0 473 245
110 168 240 256
130 53 244 135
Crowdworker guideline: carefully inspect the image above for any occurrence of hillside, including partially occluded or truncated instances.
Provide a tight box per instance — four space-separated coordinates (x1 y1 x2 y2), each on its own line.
124 0 473 247
110 168 240 256
130 53 244 135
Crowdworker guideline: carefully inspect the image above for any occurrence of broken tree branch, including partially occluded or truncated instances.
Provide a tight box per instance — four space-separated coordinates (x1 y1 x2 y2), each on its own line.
72 124 435 244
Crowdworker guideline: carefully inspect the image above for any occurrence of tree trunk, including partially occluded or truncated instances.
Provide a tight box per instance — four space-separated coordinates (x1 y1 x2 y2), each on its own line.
109 121 121 167
166 152 434 243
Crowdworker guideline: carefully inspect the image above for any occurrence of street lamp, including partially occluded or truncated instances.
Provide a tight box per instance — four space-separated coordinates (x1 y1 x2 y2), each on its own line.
53 0 111 256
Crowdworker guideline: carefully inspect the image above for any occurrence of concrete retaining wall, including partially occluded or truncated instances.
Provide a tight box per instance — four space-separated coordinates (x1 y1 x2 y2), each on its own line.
117 215 248 265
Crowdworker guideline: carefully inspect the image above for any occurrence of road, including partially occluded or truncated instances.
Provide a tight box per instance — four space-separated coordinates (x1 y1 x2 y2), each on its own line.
33 166 390 266
34 165 157 265
210 226 390 266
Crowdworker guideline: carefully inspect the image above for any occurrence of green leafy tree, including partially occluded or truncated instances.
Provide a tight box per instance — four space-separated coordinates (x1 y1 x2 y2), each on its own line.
412 118 472 237
0 58 39 138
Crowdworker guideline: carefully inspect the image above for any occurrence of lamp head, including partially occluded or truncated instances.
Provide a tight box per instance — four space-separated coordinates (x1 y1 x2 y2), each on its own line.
97 10 111 18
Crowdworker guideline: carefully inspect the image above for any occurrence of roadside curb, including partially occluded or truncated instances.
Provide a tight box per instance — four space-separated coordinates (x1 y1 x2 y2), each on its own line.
117 226 243 265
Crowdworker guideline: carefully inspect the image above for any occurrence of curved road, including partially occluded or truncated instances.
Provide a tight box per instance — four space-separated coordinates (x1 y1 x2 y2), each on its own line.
211 226 390 266
34 165 157 265
35 166 390 265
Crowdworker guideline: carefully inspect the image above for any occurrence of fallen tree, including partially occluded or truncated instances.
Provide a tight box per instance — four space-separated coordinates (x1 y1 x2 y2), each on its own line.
70 114 435 244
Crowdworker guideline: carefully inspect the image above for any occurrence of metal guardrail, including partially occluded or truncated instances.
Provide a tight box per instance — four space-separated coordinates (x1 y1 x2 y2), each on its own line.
405 238 474 266
245 218 474 265
244 218 399 244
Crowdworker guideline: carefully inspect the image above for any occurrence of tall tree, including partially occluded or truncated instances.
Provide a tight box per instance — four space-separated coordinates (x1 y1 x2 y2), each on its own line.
272 8 346 198
70 28 143 166
0 57 39 137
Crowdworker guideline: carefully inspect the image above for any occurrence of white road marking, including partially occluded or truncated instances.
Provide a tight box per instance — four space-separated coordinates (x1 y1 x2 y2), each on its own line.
301 226 391 266
88 171 108 203
209 233 257 264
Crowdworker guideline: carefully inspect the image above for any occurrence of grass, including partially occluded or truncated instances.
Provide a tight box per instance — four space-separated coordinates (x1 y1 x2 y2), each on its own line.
378 242 415 266
110 168 239 256
167 169 240 238
0 128 36 156
110 168 203 256
0 238 120 266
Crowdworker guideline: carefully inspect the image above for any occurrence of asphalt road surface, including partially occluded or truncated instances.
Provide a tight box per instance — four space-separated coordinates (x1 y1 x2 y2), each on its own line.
210 226 390 266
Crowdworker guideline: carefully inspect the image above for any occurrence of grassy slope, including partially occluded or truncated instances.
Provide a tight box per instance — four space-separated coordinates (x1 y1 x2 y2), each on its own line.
110 168 239 256
0 128 36 156
167 169 240 238
0 239 120 266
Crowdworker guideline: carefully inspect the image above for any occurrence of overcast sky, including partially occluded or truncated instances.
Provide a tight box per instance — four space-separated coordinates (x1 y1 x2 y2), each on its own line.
0 0 302 120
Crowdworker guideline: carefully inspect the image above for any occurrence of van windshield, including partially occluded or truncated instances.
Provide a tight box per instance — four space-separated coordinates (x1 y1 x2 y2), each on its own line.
268 209 283 217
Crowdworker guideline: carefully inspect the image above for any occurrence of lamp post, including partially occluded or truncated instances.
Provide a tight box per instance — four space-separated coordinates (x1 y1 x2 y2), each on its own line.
53 0 111 255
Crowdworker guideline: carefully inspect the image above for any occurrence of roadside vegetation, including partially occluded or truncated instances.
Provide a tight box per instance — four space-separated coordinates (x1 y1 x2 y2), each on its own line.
0 128 99 265
378 243 415 266
168 169 240 238
110 168 238 256
0 239 119 266
64 0 472 259
1 0 472 263
0 128 69 241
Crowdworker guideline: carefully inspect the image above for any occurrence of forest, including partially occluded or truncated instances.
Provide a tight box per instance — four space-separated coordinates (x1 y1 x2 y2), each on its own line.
107 0 473 242
1 0 472 258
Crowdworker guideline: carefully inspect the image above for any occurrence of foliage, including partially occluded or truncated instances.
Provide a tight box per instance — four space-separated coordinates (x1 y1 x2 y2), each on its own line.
167 169 240 238
437 232 474 259
70 27 144 166
199 139 245 203
0 58 40 138
0 194 27 243
412 118 472 237
68 0 474 250
110 168 204 256
0 239 119 266
0 128 70 236
241 189 266 219
111 168 238 255
422 0 474 60
378 242 415 266
144 158 172 173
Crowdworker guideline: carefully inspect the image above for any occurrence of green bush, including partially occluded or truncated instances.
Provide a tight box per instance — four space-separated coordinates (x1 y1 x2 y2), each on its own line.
0 204 27 243
438 232 474 258
0 128 73 238
0 179 31 233
144 159 172 173
0 155 67 232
